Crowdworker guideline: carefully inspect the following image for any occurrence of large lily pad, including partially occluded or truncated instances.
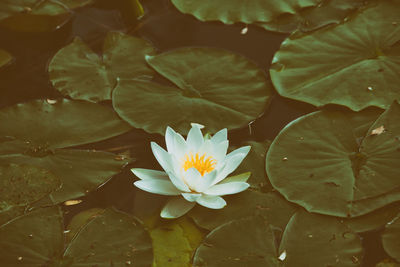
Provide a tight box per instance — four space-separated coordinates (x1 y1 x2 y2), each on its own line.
193 211 363 267
113 47 271 135
266 103 400 217
0 99 131 204
0 98 131 149
0 163 61 225
0 207 153 266
0 149 129 204
189 191 297 231
193 216 280 267
0 0 94 32
382 214 400 262
49 32 157 102
278 211 363 266
270 0 400 111
171 0 365 33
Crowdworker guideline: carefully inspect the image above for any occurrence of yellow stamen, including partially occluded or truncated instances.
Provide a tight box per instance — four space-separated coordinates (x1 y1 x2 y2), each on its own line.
182 152 216 176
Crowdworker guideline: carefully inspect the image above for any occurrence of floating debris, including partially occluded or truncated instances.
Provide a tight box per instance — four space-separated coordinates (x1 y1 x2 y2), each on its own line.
282 157 288 161
241 26 248 35
367 86 373 91
46 99 58 104
278 250 287 261
64 199 83 206
370 125 385 136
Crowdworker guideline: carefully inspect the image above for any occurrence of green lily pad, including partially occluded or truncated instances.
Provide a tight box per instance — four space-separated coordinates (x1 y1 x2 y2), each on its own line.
382 213 400 262
0 149 129 204
194 211 363 267
345 201 400 233
113 47 271 135
171 0 365 33
270 0 400 111
0 0 94 32
193 216 280 267
0 163 61 225
278 210 363 266
65 208 104 243
0 98 131 149
0 99 131 204
151 217 205 267
49 32 157 102
258 0 365 33
0 49 13 69
189 191 297 231
231 140 272 191
0 207 153 266
266 102 400 217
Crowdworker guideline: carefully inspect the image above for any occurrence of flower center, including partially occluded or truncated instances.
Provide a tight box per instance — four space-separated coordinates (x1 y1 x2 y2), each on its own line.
182 152 216 176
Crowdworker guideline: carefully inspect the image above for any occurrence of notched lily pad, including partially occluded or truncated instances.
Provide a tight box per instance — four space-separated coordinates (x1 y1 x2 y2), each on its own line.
266 102 400 217
0 163 61 225
49 32 157 102
0 207 153 266
0 0 94 32
171 0 365 33
189 191 297 231
270 0 400 110
194 211 363 267
113 47 271 135
0 99 131 204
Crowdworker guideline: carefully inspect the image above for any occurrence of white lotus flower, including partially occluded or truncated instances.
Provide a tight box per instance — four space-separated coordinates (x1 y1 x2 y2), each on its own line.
132 123 251 219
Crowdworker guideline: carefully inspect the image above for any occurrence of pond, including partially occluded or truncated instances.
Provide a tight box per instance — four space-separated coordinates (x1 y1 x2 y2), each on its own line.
0 0 399 266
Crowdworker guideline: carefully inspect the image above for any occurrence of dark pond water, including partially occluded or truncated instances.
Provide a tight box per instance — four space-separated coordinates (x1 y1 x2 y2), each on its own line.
0 0 391 266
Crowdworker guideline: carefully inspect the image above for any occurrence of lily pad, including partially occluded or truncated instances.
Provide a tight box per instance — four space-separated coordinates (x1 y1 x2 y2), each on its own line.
278 210 363 266
0 99 131 204
193 216 280 267
382 213 400 262
0 207 153 266
113 47 271 135
194 211 363 267
171 0 365 33
266 103 400 217
189 191 297 231
270 0 400 111
0 98 131 149
0 163 61 225
0 0 94 32
0 49 13 69
49 32 157 102
0 149 129 204
345 201 400 233
231 140 272 191
151 217 205 267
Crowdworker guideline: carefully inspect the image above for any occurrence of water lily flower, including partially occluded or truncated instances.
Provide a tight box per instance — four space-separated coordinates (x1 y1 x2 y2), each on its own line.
132 123 251 219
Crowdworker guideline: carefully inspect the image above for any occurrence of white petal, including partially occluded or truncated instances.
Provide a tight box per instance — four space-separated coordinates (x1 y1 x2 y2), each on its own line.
213 146 251 185
167 171 190 192
211 128 227 144
212 140 229 163
186 123 204 151
196 170 217 193
196 195 226 209
165 126 177 154
151 142 173 172
184 168 202 191
160 197 196 218
134 180 181 195
181 192 201 202
204 182 249 196
173 131 188 159
131 168 168 180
